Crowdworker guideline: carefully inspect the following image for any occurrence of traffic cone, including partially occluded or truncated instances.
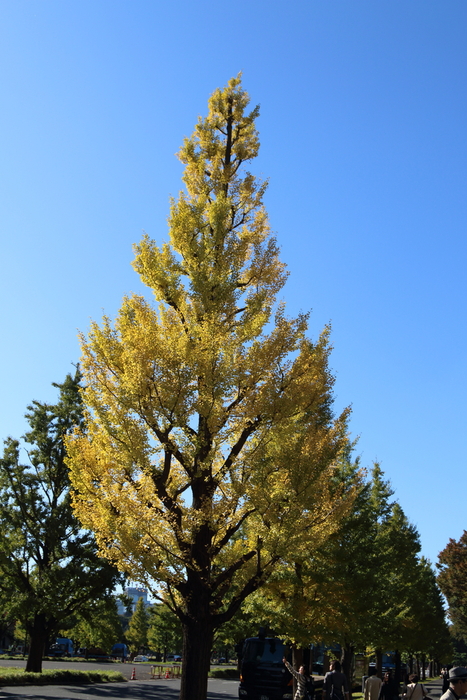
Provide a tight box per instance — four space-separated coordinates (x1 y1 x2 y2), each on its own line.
165 669 170 679
130 667 136 680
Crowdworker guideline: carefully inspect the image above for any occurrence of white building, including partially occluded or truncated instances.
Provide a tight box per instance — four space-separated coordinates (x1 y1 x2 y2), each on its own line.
116 586 152 614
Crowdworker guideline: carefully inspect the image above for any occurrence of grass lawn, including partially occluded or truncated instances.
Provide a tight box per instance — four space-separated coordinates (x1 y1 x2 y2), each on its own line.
0 667 126 686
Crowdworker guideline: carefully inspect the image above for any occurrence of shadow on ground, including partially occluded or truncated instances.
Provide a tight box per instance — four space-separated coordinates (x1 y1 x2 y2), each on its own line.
0 679 235 700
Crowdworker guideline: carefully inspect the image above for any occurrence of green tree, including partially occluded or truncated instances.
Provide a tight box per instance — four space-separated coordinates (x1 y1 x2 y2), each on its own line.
247 464 446 687
0 371 123 672
66 597 123 653
244 460 383 683
66 76 359 700
126 597 149 654
402 557 452 674
212 606 260 666
243 454 360 634
148 604 183 659
438 531 467 639
311 462 389 683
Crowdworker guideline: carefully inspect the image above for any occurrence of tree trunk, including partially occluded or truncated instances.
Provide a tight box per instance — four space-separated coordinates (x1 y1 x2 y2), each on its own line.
394 649 401 686
25 613 47 673
303 647 311 676
341 643 354 700
376 649 383 679
180 621 213 700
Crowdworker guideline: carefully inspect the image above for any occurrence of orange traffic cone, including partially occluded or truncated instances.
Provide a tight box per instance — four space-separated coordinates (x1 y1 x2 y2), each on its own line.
130 667 136 680
165 669 170 679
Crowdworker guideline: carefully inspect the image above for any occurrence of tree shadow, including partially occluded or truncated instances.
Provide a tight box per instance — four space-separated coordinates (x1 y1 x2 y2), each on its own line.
0 679 236 700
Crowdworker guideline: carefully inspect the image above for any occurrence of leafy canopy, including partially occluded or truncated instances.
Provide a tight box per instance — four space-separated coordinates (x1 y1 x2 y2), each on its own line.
0 370 122 671
66 76 357 633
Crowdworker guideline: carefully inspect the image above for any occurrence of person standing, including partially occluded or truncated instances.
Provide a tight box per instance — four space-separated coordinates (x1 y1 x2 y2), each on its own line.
440 667 467 700
365 669 383 700
283 657 312 700
324 660 350 700
404 674 427 700
441 668 450 694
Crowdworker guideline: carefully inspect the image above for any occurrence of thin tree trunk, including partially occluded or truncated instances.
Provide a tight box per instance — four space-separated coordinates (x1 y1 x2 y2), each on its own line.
25 613 47 673
341 644 354 700
180 621 213 700
395 650 401 686
376 649 383 679
303 647 311 675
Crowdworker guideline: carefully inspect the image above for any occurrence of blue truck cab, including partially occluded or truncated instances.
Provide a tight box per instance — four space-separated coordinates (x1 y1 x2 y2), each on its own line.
48 638 74 657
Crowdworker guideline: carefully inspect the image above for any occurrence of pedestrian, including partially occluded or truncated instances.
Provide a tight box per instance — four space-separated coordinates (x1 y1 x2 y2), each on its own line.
378 671 399 700
324 660 350 700
365 668 383 700
440 667 467 700
283 657 313 700
400 673 410 700
440 668 450 694
403 674 428 700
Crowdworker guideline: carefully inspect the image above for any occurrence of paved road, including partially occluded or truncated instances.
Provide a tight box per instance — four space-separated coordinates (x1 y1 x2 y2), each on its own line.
422 679 443 699
0 660 239 699
0 661 446 700
0 678 239 700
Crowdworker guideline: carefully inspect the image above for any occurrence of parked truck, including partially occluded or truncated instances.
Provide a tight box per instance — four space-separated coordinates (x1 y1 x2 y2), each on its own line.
238 635 293 700
48 638 74 657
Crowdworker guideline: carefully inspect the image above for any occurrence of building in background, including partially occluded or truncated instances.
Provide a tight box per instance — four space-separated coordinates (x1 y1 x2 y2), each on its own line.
116 586 152 614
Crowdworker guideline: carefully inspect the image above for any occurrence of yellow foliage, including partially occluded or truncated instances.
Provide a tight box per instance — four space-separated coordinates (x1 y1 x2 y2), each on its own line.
66 75 360 629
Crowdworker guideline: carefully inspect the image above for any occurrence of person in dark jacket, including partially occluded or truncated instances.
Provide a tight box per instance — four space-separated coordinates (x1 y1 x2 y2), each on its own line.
441 668 450 694
324 661 349 700
378 672 398 700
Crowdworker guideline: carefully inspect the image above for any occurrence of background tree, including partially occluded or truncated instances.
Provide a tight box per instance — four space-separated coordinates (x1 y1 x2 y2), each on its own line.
307 463 389 685
0 613 14 651
438 531 467 639
66 75 360 700
247 464 448 687
244 462 387 685
126 597 149 654
66 597 123 653
148 604 183 660
0 371 123 672
243 454 362 663
401 557 451 676
212 603 260 665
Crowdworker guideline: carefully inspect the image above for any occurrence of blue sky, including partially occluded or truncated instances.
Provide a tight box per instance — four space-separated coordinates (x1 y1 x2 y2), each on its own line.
0 0 466 568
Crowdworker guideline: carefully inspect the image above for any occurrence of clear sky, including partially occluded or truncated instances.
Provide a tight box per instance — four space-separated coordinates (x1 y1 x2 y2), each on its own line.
0 0 465 568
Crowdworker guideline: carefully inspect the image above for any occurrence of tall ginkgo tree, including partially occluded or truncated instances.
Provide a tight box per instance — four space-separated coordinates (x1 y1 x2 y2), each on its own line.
66 75 360 700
